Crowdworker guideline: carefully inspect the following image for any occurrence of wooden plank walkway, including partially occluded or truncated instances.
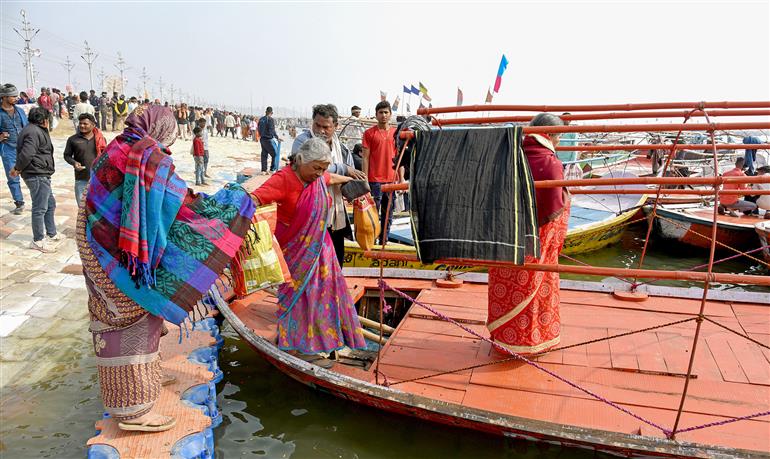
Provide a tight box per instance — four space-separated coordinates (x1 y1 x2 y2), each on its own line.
236 277 770 454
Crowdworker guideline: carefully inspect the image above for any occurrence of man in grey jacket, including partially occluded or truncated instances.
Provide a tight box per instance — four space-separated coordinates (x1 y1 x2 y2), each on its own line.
291 103 367 265
10 106 59 253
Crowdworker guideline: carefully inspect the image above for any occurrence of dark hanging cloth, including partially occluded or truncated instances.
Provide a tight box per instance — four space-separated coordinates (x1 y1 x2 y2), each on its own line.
410 126 540 264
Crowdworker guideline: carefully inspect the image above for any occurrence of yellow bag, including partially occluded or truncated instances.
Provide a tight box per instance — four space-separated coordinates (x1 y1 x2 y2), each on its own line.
232 204 291 297
353 194 380 251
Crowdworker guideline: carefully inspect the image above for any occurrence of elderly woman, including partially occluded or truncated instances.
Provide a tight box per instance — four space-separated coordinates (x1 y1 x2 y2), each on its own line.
252 137 366 368
487 113 571 355
78 105 255 432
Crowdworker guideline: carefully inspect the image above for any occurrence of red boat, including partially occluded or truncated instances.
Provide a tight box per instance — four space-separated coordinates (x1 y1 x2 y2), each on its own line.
217 270 770 458
649 204 762 251
756 221 770 263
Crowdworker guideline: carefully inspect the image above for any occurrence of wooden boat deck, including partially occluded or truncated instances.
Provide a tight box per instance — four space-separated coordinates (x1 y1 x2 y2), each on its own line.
230 277 770 455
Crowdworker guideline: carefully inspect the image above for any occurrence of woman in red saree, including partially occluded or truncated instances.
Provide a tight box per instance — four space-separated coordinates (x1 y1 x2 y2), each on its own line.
487 113 571 355
252 137 367 368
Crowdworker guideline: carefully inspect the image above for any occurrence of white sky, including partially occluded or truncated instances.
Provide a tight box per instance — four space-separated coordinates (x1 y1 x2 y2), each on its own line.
1 1 768 117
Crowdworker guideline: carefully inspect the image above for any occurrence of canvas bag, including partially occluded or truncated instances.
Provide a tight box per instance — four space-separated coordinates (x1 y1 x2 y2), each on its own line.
353 193 380 251
231 203 291 297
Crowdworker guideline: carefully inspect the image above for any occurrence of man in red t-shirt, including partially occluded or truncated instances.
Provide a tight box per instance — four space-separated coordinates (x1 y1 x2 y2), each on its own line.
362 101 397 242
719 157 757 217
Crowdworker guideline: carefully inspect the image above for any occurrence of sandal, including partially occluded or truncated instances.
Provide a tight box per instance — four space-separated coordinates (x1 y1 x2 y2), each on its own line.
118 415 176 432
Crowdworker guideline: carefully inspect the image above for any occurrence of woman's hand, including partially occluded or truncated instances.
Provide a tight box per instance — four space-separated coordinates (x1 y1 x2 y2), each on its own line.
250 193 261 207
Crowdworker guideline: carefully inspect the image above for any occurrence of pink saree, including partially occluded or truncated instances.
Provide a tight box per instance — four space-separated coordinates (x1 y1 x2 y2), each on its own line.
275 177 366 354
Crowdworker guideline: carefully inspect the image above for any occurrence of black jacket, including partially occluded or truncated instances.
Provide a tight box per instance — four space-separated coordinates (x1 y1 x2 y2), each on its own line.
63 132 97 181
16 123 55 178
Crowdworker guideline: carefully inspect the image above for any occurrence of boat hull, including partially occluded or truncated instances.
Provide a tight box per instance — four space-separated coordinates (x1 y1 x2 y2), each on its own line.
218 274 768 459
652 207 758 251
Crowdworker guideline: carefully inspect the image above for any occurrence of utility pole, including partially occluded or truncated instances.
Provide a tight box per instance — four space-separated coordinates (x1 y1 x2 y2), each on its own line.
139 67 149 99
14 10 40 90
169 83 175 105
61 56 75 89
134 84 142 99
81 40 98 91
97 67 106 92
114 51 129 94
156 76 164 102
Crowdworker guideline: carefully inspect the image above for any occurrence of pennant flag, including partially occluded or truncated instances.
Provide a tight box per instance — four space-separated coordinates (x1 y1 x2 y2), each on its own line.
456 87 463 106
403 85 410 93
380 90 387 102
406 103 411 113
493 54 509 93
410 85 420 96
485 88 493 103
418 82 432 101
392 95 400 112
419 100 426 110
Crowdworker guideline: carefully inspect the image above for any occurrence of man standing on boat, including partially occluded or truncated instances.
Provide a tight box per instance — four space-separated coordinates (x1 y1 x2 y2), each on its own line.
291 103 367 265
719 157 757 217
362 101 397 243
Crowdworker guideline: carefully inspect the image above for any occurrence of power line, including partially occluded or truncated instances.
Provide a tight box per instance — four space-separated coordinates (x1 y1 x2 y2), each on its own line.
13 9 40 90
114 51 129 94
61 56 75 88
139 66 149 98
80 40 98 91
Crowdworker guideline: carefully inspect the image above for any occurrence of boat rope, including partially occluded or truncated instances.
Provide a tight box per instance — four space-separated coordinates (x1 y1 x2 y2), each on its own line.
651 214 770 270
378 280 674 436
377 280 770 438
632 244 770 289
380 316 699 386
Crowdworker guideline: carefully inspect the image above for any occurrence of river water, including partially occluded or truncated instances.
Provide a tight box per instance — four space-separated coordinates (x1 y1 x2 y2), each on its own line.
1 225 767 458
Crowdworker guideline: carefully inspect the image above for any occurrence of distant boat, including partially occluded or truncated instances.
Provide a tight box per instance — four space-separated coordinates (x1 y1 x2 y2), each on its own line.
381 172 646 258
649 204 761 251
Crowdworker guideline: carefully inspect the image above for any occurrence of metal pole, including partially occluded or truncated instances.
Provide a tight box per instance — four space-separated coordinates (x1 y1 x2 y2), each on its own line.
14 10 40 90
97 67 106 92
157 76 164 102
61 56 75 88
114 51 129 94
81 41 98 91
139 67 149 99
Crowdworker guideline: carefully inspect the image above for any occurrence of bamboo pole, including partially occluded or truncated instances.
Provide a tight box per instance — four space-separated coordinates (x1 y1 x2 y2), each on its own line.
361 328 387 344
419 101 770 115
432 109 770 126
362 251 770 286
358 315 396 335
381 175 770 193
554 143 770 152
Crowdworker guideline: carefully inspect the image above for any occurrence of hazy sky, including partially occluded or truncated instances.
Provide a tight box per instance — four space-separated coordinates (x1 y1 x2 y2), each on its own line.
1 1 768 117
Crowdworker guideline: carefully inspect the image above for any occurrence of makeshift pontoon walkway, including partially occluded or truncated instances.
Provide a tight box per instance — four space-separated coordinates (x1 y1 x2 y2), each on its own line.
227 276 770 457
86 319 224 459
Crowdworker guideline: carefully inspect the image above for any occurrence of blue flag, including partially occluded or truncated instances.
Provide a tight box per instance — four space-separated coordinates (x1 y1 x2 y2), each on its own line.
410 85 420 95
403 85 410 93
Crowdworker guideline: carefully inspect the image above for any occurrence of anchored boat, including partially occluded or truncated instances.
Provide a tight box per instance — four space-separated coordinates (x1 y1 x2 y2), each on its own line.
228 101 770 458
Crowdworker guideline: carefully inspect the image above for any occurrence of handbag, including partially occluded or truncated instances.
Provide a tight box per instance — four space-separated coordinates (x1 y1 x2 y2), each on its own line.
341 179 371 201
353 193 380 251
231 203 292 297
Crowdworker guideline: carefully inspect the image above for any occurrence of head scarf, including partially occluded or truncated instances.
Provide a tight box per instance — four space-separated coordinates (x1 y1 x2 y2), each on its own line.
125 104 178 147
84 111 256 324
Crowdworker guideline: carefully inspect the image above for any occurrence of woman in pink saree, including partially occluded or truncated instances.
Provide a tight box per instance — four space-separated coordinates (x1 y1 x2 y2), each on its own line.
252 138 366 368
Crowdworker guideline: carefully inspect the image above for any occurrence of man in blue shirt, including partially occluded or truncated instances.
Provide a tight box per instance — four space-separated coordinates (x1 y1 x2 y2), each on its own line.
0 83 28 215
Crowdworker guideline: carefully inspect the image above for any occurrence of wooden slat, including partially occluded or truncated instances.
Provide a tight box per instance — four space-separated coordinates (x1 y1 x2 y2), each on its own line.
608 328 639 371
706 334 749 383
727 337 770 385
